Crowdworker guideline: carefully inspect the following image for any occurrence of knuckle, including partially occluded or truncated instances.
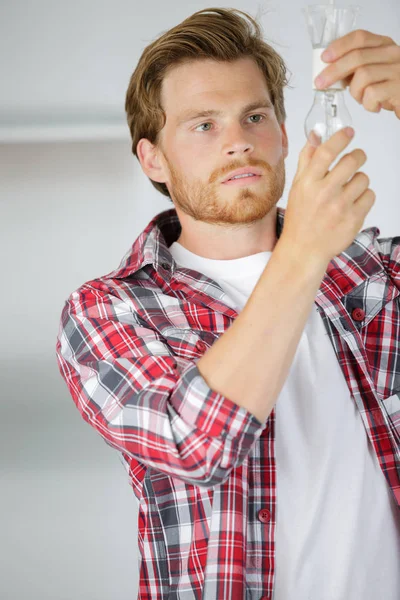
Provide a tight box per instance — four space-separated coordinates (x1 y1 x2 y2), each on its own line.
355 48 365 64
362 189 375 205
354 149 367 165
355 29 369 46
357 172 370 187
302 173 314 191
393 45 400 62
367 86 379 102
330 201 343 219
385 39 397 51
357 65 370 81
347 152 360 169
319 146 335 163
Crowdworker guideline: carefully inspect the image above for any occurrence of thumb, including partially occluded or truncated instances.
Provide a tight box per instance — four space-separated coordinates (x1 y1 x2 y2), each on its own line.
294 131 322 182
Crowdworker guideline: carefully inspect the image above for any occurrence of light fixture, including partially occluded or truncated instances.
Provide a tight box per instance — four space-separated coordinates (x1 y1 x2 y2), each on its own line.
302 2 361 142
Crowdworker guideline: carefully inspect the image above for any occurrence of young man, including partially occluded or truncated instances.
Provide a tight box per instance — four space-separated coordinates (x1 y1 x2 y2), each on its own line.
56 8 400 599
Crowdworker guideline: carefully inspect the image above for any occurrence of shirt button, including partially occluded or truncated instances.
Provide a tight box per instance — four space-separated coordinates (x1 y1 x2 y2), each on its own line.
258 508 271 523
196 340 207 353
351 307 365 322
161 262 170 271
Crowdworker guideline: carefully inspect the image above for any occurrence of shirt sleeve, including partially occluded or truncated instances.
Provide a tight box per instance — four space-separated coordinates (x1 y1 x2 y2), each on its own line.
378 234 400 290
55 282 266 488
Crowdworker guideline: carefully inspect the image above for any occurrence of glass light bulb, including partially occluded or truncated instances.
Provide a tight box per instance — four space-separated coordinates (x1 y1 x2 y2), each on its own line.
305 89 352 142
302 4 361 142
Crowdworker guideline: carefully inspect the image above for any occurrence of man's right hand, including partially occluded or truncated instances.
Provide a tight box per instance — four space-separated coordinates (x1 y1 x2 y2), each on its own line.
280 127 376 265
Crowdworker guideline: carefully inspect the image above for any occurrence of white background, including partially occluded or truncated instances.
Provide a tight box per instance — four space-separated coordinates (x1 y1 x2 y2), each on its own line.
1 0 399 598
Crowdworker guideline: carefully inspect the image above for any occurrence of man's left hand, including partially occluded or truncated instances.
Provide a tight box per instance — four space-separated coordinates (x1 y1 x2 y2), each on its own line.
314 29 400 119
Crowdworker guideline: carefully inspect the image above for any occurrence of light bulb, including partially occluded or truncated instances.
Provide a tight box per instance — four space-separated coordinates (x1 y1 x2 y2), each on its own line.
302 4 361 143
305 89 352 141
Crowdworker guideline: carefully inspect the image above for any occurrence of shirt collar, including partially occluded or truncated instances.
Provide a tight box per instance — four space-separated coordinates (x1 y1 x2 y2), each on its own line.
105 206 385 294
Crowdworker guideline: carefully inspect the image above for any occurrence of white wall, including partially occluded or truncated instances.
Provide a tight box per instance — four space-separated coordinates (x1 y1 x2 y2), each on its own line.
1 1 399 598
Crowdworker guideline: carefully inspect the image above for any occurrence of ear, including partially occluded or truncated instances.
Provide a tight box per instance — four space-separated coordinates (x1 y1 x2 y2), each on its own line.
280 122 289 159
136 138 169 184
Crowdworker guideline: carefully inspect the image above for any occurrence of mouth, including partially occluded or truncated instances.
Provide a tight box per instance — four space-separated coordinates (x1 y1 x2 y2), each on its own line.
222 174 262 186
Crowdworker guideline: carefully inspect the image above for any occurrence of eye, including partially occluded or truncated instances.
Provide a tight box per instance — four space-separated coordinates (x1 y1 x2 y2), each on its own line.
196 122 213 132
249 114 265 123
194 114 266 132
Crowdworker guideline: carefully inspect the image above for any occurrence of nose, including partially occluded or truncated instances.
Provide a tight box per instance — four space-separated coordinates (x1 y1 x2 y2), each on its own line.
223 123 255 156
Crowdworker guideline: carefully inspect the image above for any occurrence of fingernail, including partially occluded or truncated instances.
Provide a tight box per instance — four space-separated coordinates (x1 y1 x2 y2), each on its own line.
321 49 334 61
345 127 355 138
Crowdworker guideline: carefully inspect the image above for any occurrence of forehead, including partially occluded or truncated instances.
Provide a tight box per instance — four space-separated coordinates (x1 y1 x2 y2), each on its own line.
160 57 272 115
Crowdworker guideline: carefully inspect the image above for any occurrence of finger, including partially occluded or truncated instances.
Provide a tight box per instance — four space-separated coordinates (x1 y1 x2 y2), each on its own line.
294 131 322 181
361 78 400 112
308 128 355 181
342 172 370 204
341 171 370 204
349 63 400 104
321 43 400 89
323 29 394 65
325 148 367 189
352 188 376 222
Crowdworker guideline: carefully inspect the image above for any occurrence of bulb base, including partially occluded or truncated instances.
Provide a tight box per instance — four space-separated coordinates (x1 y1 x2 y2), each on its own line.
313 48 345 90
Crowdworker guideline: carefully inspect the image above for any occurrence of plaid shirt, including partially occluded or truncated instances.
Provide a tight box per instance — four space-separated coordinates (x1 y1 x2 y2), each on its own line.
56 206 400 600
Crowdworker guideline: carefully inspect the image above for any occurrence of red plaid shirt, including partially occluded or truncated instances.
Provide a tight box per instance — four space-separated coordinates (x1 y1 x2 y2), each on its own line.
56 206 400 599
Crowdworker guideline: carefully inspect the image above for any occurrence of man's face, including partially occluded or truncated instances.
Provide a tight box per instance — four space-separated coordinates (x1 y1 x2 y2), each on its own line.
154 57 288 225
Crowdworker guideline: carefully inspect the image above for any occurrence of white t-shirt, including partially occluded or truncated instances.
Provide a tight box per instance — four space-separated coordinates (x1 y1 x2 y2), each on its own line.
169 240 400 600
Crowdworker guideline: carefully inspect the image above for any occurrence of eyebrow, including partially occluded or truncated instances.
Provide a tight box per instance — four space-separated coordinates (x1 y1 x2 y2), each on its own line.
177 99 274 126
